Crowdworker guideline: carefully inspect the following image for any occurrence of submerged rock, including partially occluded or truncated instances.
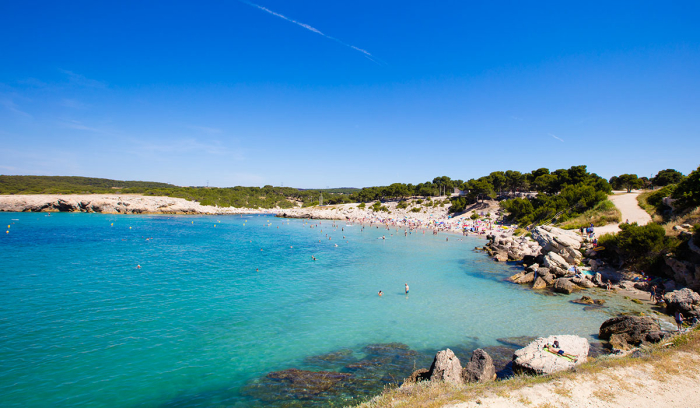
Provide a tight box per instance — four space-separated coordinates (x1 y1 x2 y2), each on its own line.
582 305 607 312
497 336 537 348
304 349 354 368
512 335 589 375
462 349 496 383
259 368 352 400
428 349 463 384
245 342 428 407
571 296 605 305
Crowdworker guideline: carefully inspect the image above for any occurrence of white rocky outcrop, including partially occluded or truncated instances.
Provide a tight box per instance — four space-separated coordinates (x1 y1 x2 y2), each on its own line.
532 225 584 265
0 194 270 215
513 335 589 375
543 252 570 275
487 235 542 262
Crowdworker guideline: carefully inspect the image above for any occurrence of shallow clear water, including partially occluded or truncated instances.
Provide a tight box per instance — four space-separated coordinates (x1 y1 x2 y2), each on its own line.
0 213 645 407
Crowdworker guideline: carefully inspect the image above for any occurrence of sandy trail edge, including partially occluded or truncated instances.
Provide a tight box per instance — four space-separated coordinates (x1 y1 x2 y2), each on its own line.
447 351 700 408
596 191 653 235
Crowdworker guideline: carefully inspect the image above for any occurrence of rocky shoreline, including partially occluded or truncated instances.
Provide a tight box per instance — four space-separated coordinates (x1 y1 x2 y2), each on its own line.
0 194 273 215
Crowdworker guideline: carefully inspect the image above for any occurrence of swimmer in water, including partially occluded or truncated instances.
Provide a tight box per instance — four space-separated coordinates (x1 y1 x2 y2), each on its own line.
378 291 383 296
137 265 141 269
405 283 409 294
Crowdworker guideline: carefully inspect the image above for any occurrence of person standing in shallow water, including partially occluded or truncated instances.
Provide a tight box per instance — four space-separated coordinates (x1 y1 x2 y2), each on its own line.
675 311 684 332
405 283 409 295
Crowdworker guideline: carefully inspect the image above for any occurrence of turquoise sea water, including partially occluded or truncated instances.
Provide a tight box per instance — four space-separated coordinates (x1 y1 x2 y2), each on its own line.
0 213 639 407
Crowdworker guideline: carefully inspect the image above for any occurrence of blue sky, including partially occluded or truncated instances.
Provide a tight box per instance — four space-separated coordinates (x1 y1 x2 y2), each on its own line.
1 1 699 188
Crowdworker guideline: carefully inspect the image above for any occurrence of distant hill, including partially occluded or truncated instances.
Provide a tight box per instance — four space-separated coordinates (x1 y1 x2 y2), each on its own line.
0 175 360 209
0 175 175 194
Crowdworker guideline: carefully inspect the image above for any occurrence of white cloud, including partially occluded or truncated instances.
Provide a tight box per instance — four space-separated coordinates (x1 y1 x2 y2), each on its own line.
0 99 31 118
60 120 105 133
187 125 222 134
59 69 107 88
60 99 88 109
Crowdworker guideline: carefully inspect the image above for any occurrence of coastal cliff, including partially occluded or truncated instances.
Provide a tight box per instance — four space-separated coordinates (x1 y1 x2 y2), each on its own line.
0 194 271 215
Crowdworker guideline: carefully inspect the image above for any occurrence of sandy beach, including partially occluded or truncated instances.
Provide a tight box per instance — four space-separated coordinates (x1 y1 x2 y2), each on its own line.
277 198 509 237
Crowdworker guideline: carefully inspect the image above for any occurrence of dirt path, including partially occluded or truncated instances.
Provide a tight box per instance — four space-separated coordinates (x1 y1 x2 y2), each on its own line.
596 191 653 235
448 351 700 408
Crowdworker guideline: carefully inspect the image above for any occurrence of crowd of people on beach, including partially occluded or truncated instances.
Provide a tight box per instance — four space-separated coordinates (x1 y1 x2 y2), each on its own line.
345 213 508 236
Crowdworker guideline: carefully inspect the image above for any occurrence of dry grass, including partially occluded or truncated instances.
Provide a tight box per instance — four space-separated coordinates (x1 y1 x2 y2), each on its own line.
552 384 572 398
636 191 665 223
352 328 700 408
559 200 622 230
591 388 617 402
662 207 700 236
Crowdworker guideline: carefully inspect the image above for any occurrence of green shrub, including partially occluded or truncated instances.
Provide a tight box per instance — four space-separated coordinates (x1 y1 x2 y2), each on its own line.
672 165 700 209
358 202 366 209
396 201 408 209
600 222 678 270
470 212 480 220
411 207 421 213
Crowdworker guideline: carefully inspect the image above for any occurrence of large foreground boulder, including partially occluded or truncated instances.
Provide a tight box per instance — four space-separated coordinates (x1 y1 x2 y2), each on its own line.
462 349 496 383
599 316 662 349
664 288 700 318
428 349 463 384
512 335 589 375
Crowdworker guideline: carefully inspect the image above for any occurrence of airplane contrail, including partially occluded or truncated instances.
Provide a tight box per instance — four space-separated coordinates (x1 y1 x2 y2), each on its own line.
549 133 564 142
238 0 379 64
